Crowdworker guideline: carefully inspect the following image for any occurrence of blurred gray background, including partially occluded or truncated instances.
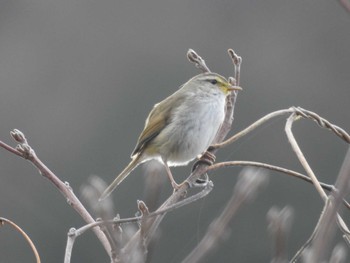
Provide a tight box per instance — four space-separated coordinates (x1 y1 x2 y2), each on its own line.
1 0 349 262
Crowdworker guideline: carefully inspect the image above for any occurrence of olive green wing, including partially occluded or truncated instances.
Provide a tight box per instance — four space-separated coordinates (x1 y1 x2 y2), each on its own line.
131 102 168 156
131 90 185 157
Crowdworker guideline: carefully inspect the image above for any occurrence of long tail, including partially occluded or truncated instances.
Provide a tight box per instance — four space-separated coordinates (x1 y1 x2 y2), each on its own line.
99 154 143 201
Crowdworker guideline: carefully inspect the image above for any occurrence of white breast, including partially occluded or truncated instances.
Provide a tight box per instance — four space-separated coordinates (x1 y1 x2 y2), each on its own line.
154 92 226 166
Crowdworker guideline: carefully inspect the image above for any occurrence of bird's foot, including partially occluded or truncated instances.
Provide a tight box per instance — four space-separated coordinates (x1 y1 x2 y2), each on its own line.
192 151 216 172
201 151 216 164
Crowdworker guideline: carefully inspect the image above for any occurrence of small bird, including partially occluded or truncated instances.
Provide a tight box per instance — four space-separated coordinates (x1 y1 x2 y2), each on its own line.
100 72 242 200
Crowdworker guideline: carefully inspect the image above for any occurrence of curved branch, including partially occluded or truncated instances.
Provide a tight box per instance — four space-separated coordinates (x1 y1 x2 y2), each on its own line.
211 108 294 149
206 160 333 189
0 217 41 263
285 113 327 201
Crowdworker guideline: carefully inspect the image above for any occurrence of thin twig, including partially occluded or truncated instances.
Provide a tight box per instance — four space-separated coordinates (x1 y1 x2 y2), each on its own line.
308 148 350 262
210 49 241 145
0 217 41 263
63 182 214 262
206 160 334 190
0 140 23 157
290 200 329 263
338 0 350 13
211 108 294 149
80 176 120 257
186 49 211 73
285 115 350 262
205 160 350 208
293 107 350 143
267 206 294 263
228 49 242 86
285 113 328 201
182 168 268 263
213 107 350 150
329 244 347 263
207 160 350 212
0 129 112 257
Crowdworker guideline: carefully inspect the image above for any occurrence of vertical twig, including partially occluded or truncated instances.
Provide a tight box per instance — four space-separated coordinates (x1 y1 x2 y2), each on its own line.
211 49 242 144
182 168 268 263
286 113 350 262
186 49 211 73
267 206 294 263
285 114 328 201
307 148 350 262
329 244 347 263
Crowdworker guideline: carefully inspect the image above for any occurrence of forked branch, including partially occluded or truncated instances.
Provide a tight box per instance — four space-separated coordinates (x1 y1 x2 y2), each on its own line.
0 130 112 257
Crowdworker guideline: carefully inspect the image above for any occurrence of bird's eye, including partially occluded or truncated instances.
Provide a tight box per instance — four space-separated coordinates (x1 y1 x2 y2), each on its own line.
208 79 218 85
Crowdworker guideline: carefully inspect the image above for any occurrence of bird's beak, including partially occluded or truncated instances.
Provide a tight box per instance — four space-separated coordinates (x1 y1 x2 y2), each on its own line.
227 85 242 91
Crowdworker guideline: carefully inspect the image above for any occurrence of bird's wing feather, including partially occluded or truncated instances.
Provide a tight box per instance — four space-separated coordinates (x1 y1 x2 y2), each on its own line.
131 108 167 156
131 89 186 157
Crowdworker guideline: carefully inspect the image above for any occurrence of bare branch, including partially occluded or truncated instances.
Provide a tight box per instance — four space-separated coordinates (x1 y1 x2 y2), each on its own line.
0 129 112 257
0 217 41 263
228 48 242 86
293 107 350 143
329 244 347 263
308 148 350 262
206 160 342 198
338 0 350 13
182 168 269 263
211 108 294 149
213 107 350 150
267 206 294 263
186 49 211 73
207 160 330 186
0 140 23 157
285 113 328 201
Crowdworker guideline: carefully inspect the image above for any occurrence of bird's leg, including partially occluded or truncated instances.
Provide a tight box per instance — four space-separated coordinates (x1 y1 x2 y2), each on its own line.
163 162 184 190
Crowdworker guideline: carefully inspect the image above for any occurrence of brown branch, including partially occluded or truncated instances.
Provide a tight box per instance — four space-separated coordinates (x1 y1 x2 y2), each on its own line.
186 49 211 73
339 0 350 13
212 107 350 150
206 160 350 211
329 244 347 263
0 217 41 263
228 49 242 86
285 113 329 201
0 140 23 157
307 148 350 262
206 161 333 190
211 108 294 149
286 114 350 262
211 49 241 145
182 168 269 263
267 206 294 263
64 182 213 262
0 129 112 257
293 107 350 143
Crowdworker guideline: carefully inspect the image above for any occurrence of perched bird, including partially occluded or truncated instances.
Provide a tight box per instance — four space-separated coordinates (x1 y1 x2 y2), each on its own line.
100 72 241 200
